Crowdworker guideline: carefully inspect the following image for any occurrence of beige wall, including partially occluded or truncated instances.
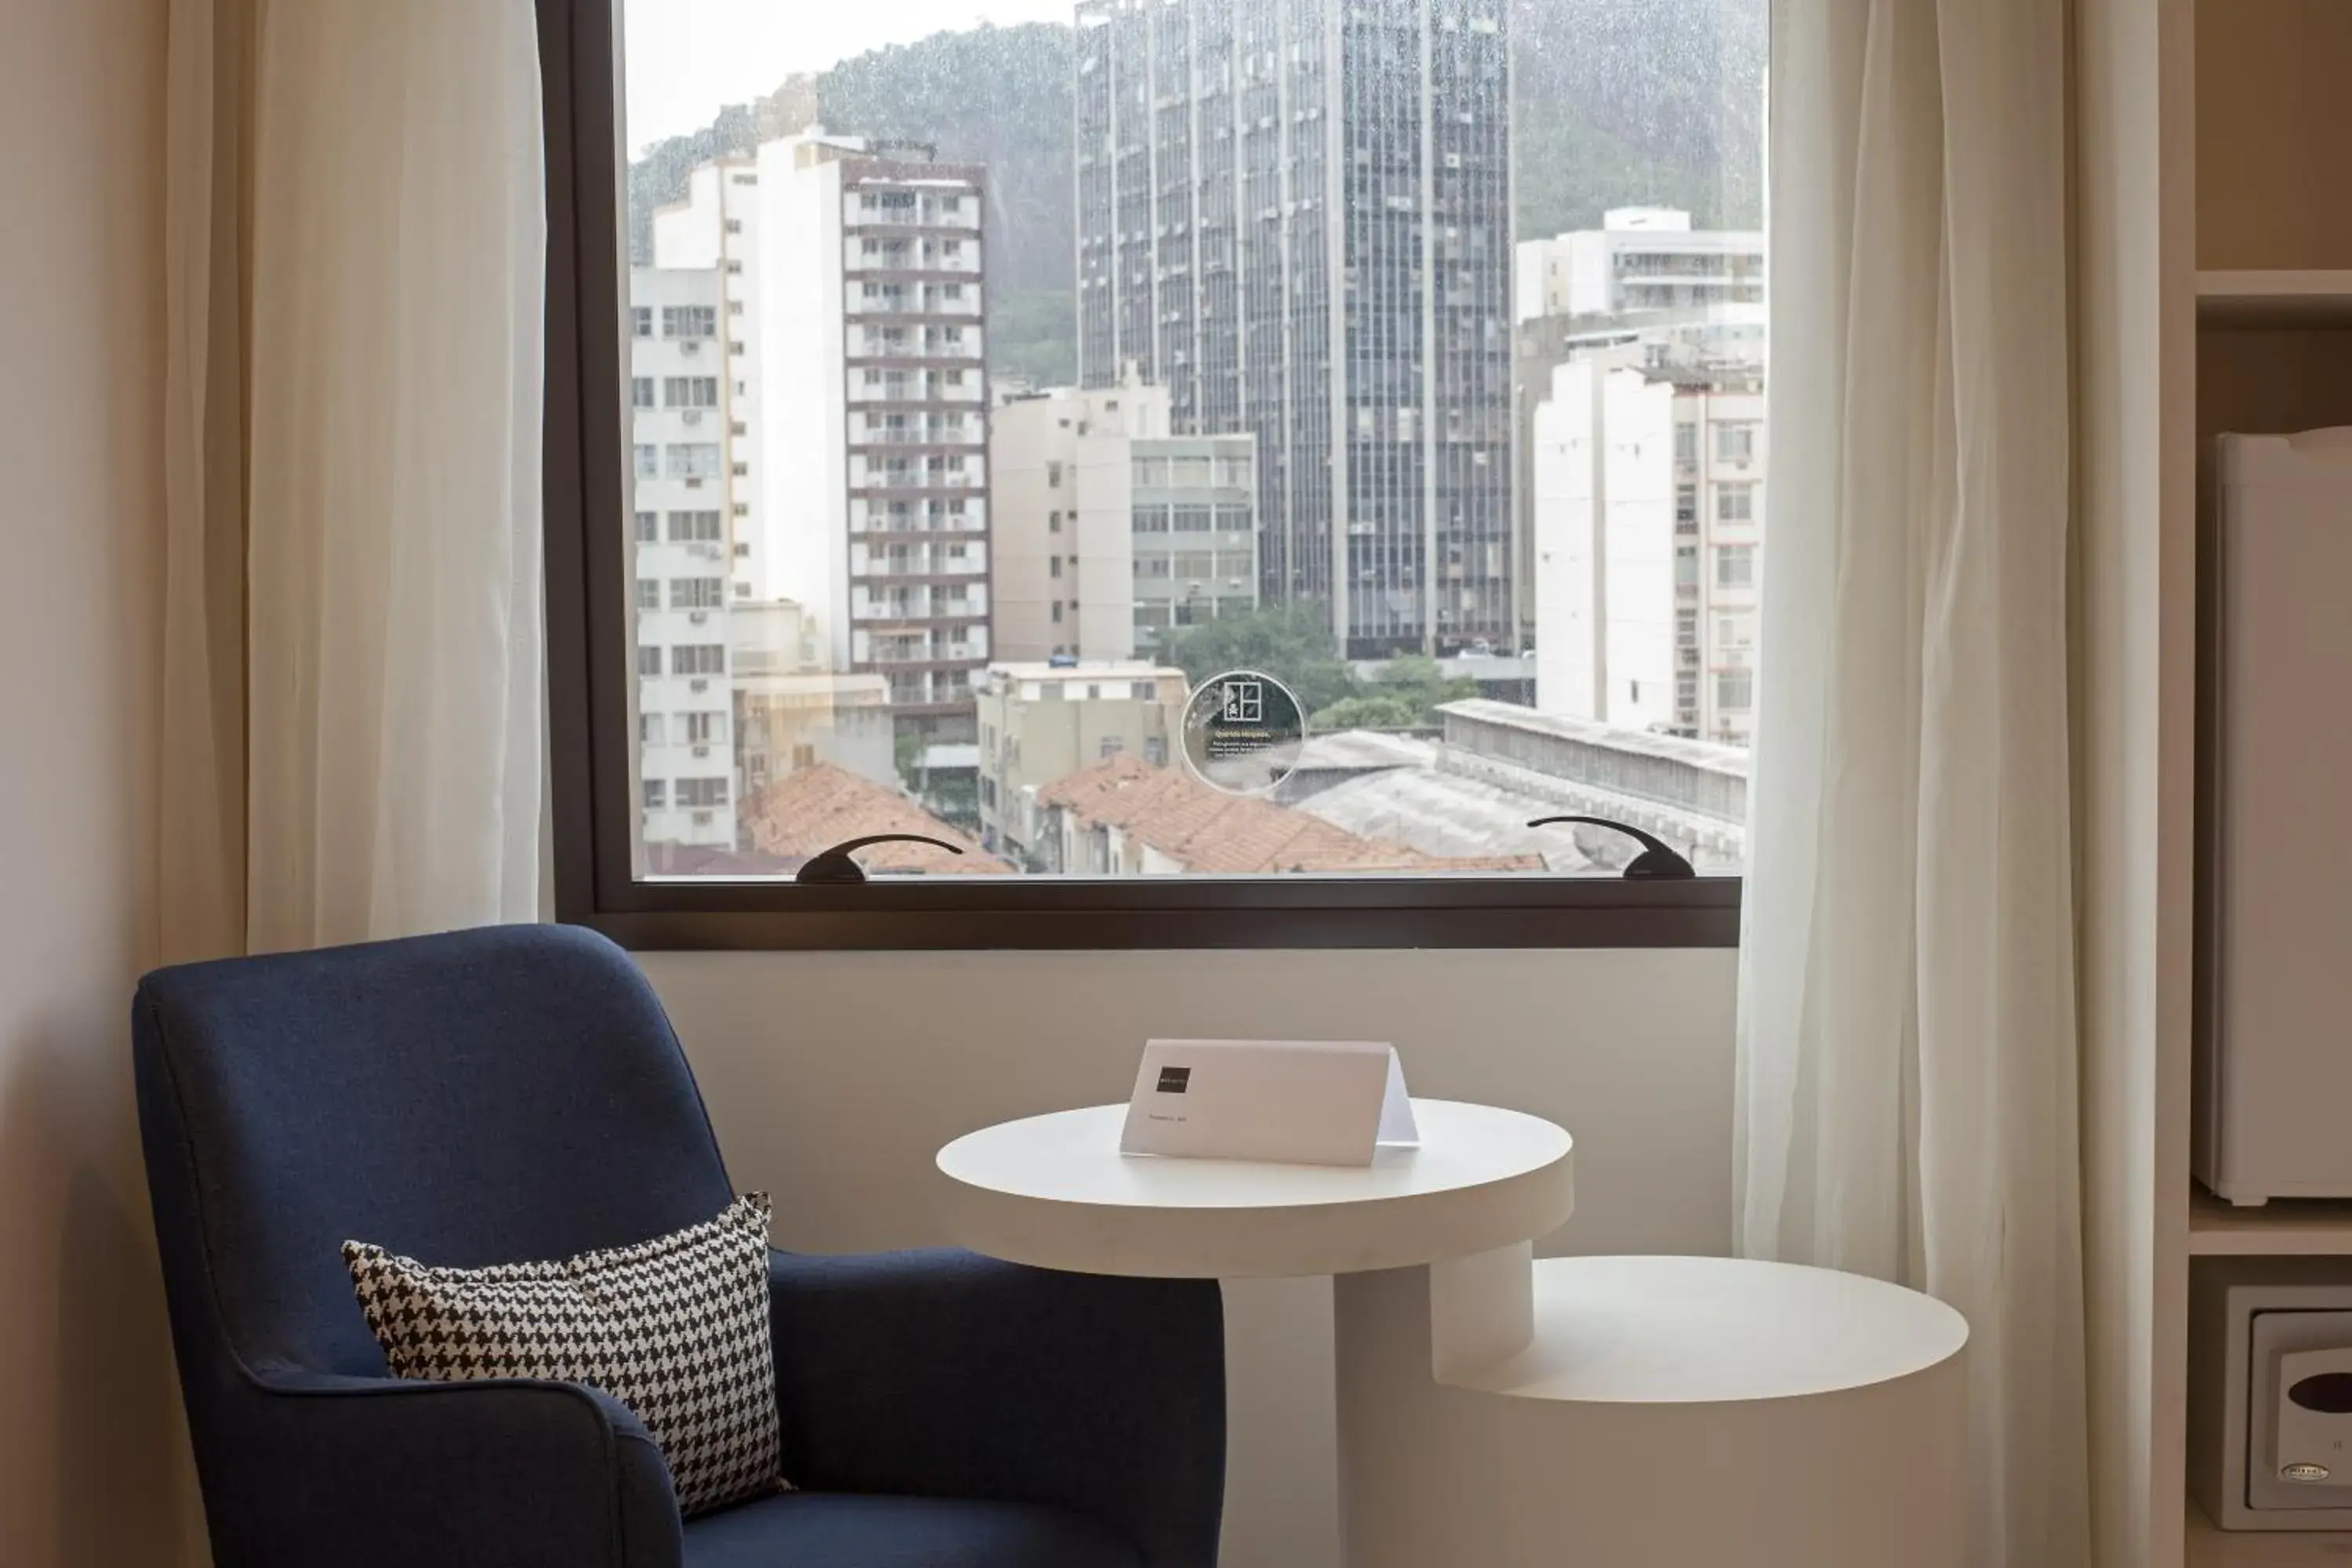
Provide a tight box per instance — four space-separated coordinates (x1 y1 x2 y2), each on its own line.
645 946 1740 1568
0 1 190 1565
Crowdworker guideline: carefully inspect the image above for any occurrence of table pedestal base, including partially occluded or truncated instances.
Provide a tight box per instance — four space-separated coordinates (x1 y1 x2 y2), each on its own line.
1334 1250 1968 1568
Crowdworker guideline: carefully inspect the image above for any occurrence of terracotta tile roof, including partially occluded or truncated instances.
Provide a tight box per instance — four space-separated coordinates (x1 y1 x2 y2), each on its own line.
1038 754 1541 874
742 763 1010 876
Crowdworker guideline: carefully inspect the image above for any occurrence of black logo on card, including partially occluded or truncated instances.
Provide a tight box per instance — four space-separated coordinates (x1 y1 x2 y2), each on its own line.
1156 1065 1192 1094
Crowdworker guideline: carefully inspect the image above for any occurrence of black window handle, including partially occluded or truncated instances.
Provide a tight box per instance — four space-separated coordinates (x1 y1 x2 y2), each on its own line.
795 833 966 885
1526 816 1697 880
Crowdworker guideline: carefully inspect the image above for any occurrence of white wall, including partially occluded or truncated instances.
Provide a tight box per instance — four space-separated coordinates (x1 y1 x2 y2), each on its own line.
644 946 1739 1568
0 2 189 1565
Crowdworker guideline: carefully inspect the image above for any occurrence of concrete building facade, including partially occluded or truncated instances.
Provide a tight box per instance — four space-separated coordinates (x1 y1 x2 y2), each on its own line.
993 383 1258 662
1514 207 1766 324
1073 0 1515 658
1530 342 1766 745
975 661 1189 865
630 265 741 853
655 133 994 749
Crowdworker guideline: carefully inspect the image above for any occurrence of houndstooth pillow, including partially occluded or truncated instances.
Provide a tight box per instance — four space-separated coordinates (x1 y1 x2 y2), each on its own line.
342 1192 784 1515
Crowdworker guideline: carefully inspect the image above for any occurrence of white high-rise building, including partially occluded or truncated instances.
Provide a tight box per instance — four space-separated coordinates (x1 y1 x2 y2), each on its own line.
653 133 993 747
1531 340 1765 744
990 382 1258 662
1515 208 1766 325
629 266 739 851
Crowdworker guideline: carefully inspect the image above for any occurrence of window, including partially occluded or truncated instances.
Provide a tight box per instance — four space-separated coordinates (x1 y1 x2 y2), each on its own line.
636 645 663 678
641 713 666 746
1717 484 1757 524
1716 670 1755 712
546 0 1759 946
666 443 722 479
642 779 666 809
635 578 660 612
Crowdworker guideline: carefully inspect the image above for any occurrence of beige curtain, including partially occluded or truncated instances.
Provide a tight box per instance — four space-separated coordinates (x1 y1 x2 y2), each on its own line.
1735 1 2090 1565
162 0 547 962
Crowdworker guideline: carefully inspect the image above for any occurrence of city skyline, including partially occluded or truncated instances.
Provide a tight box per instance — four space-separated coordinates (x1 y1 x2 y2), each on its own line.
620 5 1766 876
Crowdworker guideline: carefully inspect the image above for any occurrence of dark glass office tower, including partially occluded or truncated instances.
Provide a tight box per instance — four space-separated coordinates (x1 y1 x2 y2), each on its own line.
1076 0 1513 658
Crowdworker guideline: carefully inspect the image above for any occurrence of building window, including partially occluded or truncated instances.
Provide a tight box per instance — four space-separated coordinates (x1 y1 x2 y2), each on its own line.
1674 422 1698 465
635 578 660 612
633 510 659 543
1051 601 1063 622
669 510 722 542
1717 484 1757 524
662 304 717 339
664 376 720 408
633 444 659 479
1715 543 1757 588
677 779 729 808
666 443 722 479
642 779 666 809
1716 670 1755 711
1049 510 1062 533
636 646 662 678
672 644 725 676
1049 557 1062 579
724 218 743 234
1047 461 1065 488
640 713 665 746
631 376 655 408
1715 422 1758 463
630 307 653 338
672 578 726 610
684 712 724 744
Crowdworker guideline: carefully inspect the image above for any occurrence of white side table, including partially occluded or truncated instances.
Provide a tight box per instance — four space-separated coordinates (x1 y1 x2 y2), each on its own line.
938 1102 1968 1568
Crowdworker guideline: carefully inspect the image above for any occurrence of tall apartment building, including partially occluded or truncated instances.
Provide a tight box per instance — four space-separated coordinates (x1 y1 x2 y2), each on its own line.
992 382 1258 662
1530 340 1765 744
630 266 740 853
655 134 993 749
975 662 1190 864
1514 208 1766 324
1073 0 1514 659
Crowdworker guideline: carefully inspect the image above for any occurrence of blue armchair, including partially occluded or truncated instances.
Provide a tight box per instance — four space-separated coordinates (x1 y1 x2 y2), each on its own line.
132 924 1225 1568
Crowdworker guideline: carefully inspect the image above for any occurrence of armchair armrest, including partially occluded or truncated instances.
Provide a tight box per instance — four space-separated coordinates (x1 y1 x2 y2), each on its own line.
219 1367 683 1568
767 1249 1224 1568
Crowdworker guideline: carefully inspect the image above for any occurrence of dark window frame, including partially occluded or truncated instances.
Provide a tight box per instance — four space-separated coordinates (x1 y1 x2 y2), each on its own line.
537 0 1740 951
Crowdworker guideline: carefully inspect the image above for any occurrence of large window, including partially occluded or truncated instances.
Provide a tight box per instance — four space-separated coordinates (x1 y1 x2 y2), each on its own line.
541 0 1765 946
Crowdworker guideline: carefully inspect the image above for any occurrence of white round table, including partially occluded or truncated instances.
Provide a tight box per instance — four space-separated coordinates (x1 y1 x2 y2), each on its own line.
937 1101 1968 1568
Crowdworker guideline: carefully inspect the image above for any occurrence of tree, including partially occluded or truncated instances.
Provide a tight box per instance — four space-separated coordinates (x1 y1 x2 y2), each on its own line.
1308 694 1426 732
1160 602 1359 717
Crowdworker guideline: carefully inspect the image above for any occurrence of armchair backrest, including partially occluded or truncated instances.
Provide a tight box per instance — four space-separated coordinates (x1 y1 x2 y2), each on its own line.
133 924 736 1381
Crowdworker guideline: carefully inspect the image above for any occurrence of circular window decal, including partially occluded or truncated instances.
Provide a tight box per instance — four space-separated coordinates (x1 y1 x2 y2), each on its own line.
1181 670 1307 797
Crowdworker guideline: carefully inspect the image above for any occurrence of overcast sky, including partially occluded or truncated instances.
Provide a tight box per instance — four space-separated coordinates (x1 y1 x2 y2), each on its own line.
625 0 1078 153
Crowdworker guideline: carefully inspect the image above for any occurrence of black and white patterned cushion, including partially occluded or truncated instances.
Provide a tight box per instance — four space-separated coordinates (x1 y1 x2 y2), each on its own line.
342 1193 784 1515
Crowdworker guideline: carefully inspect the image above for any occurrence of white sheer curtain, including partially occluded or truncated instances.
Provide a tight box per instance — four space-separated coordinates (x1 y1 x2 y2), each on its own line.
164 0 546 957
1736 2 2089 1565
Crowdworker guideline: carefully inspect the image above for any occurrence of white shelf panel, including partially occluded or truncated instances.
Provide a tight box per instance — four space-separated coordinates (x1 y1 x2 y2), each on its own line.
2189 1497 2352 1566
2198 270 2352 327
2190 1189 2352 1255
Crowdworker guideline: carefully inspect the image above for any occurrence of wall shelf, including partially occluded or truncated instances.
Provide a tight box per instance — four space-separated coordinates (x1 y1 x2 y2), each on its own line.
2197 270 2352 328
2188 1496 2352 1566
2190 1189 2352 1256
